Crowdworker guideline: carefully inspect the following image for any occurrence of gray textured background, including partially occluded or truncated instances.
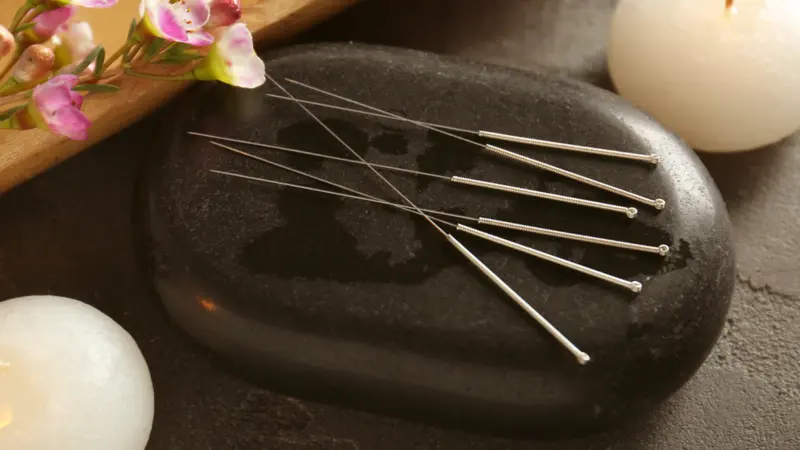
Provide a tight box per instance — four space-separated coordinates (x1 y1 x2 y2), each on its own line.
0 0 798 448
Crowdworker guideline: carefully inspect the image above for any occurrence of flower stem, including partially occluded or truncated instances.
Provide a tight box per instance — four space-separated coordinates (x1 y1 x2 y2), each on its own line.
149 42 176 62
0 78 26 96
126 41 146 64
0 107 28 130
101 42 135 74
0 117 16 129
21 5 48 27
0 88 33 108
0 55 19 84
9 1 34 31
125 69 196 81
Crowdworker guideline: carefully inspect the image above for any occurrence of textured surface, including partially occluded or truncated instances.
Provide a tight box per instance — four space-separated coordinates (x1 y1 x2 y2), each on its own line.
140 43 734 437
0 0 797 449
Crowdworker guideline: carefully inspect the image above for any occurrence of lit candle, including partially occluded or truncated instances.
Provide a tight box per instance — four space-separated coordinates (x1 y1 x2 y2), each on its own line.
607 0 800 152
0 295 154 450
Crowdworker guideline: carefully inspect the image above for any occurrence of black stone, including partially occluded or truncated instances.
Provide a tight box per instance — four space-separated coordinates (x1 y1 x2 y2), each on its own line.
137 43 736 438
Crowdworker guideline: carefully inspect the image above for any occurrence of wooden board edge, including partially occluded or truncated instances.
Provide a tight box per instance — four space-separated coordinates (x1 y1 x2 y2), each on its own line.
0 0 360 193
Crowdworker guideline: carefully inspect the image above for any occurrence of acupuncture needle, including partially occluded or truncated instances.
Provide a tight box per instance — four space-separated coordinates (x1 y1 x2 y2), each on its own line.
201 130 648 291
203 142 667 256
261 73 592 365
210 167 645 294
264 93 660 165
188 131 638 219
281 78 667 211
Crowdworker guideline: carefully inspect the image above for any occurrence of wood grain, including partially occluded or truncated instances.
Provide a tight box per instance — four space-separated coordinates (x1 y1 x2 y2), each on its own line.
0 0 358 193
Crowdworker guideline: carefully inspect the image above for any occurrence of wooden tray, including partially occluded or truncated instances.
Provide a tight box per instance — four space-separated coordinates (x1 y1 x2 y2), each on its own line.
0 0 358 193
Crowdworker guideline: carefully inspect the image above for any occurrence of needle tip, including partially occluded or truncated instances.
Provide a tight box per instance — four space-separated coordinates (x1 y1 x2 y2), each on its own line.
577 352 591 365
630 281 643 293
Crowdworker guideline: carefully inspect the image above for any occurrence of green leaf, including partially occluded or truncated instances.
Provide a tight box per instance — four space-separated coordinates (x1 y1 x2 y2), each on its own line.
0 105 26 122
13 22 34 33
93 47 106 78
127 19 138 40
144 38 168 60
72 83 120 93
163 43 192 57
72 45 103 75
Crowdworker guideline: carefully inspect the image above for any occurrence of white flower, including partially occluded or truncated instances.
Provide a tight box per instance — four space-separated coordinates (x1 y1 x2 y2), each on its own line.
53 22 96 74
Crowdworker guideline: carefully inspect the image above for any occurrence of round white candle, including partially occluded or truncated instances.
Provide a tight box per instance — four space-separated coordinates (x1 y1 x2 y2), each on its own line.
0 295 154 450
607 0 800 152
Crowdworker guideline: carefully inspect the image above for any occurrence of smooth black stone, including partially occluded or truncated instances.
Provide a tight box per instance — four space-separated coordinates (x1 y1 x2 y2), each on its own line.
137 43 736 438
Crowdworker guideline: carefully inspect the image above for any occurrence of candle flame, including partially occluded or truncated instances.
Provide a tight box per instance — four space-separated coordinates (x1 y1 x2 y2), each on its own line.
724 0 738 17
0 361 12 430
0 407 11 430
197 297 218 313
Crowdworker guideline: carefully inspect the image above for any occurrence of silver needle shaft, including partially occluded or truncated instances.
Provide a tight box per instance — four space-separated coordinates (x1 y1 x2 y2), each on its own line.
444 235 590 362
188 132 638 218
264 93 659 165
457 225 642 293
211 169 457 227
477 218 669 256
217 74 592 363
212 168 644 295
208 141 404 211
477 131 660 165
267 73 591 363
264 73 448 236
484 145 665 210
282 78 666 210
204 147 667 256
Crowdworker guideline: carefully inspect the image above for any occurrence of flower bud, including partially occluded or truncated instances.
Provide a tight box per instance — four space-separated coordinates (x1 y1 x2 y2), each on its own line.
19 6 76 45
0 26 15 59
13 44 55 84
53 22 95 74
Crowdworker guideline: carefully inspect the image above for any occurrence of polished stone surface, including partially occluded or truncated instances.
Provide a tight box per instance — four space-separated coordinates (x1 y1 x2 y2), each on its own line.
0 0 797 449
140 43 734 437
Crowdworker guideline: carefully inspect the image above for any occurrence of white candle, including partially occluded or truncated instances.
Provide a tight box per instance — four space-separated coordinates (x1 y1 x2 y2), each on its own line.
607 0 800 152
0 295 154 450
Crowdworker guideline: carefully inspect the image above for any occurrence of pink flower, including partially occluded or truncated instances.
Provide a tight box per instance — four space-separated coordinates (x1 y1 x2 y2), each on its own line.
193 23 265 88
139 0 214 46
0 26 14 59
24 6 77 44
47 0 118 7
28 75 91 140
207 0 242 28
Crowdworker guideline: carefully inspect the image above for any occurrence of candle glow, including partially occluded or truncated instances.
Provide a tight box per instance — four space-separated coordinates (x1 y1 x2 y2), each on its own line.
0 295 154 450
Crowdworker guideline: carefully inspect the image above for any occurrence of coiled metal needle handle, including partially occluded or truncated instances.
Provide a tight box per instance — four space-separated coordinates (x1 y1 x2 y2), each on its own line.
457 224 643 293
483 144 667 210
